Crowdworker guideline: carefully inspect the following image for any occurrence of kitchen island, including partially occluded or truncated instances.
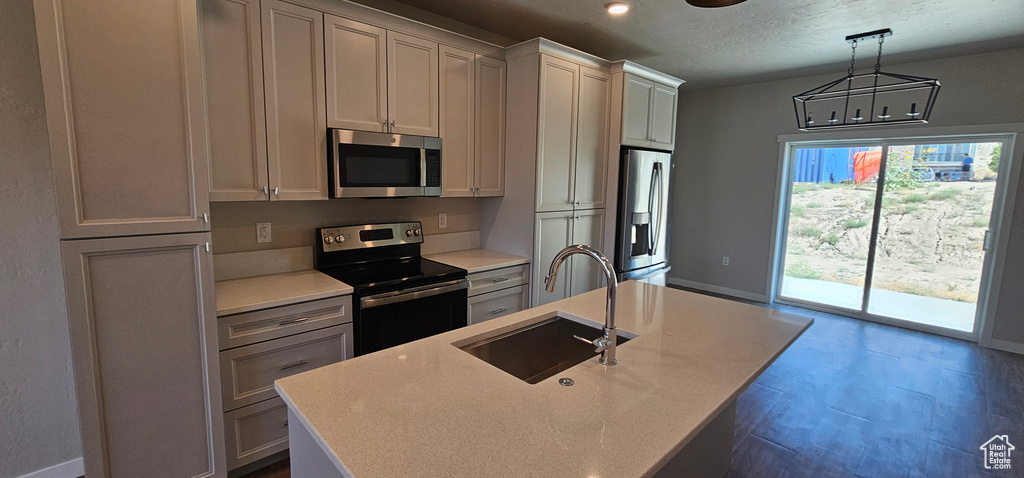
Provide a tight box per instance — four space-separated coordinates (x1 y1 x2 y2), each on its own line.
274 281 812 477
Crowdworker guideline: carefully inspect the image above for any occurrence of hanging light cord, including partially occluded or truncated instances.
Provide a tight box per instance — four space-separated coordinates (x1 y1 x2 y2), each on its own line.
874 35 885 72
848 40 858 76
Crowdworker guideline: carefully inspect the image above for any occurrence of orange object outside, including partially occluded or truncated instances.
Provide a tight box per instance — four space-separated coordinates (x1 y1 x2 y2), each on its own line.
854 151 882 185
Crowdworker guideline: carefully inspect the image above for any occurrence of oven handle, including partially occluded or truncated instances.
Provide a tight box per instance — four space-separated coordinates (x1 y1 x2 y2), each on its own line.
360 279 468 309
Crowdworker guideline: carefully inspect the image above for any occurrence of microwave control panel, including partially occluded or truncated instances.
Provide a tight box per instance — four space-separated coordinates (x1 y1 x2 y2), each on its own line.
425 150 441 188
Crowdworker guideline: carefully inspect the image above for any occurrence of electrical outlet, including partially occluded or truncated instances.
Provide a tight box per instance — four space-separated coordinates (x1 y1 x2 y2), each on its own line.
256 222 272 244
438 212 448 229
722 256 730 266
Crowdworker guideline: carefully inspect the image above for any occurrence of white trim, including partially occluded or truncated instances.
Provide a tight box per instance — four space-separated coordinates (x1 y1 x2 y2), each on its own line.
504 38 610 70
16 458 84 478
609 60 685 87
989 339 1024 355
777 123 1024 144
667 278 768 303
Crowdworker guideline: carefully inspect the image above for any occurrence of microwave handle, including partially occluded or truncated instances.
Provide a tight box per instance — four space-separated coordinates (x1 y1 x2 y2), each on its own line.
420 147 428 187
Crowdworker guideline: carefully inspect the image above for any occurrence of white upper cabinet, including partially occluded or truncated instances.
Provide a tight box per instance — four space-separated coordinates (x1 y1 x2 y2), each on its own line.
261 0 328 200
324 15 388 132
622 74 655 148
620 72 679 150
439 45 476 197
474 55 506 197
650 82 678 150
387 31 439 136
34 0 211 238
574 66 611 209
202 0 270 202
439 46 506 198
535 55 580 212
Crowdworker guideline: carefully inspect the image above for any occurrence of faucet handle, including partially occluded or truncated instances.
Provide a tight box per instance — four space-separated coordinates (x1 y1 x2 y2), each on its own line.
573 334 609 352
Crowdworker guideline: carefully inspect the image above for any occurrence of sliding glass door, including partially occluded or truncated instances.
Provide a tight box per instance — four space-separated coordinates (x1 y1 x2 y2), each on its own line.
776 135 1012 338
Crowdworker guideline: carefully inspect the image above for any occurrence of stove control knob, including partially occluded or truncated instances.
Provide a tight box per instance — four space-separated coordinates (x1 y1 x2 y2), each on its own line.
324 235 334 244
414 229 421 237
335 235 345 243
406 230 414 237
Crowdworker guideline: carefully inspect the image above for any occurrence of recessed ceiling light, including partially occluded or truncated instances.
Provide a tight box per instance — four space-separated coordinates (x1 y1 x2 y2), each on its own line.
606 2 629 14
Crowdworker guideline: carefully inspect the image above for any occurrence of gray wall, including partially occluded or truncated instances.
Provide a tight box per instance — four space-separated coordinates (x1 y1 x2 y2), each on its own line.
669 47 1024 346
0 0 83 476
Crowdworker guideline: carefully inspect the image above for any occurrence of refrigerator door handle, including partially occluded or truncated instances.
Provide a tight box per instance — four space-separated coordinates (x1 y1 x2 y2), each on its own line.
649 162 664 255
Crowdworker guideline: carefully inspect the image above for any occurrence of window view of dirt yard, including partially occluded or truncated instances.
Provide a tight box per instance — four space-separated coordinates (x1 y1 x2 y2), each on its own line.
780 142 1002 331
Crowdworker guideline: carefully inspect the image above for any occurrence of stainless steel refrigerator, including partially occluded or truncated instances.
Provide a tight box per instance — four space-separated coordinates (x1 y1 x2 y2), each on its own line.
614 149 672 286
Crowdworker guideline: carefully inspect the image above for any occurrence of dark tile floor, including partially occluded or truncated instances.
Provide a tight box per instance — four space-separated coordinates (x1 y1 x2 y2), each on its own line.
243 298 1024 478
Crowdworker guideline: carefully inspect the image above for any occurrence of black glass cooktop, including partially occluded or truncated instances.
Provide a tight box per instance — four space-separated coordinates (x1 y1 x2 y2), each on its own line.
319 257 465 295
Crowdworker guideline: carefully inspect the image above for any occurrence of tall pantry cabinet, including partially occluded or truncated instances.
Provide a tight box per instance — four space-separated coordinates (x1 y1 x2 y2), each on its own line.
33 0 226 476
496 41 612 306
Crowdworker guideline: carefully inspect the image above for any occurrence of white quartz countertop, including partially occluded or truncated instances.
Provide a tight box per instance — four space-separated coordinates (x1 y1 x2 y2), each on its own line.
275 282 812 477
215 270 353 316
424 248 529 273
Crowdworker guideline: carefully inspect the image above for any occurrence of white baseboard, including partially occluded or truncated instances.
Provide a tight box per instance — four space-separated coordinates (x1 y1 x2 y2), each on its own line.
17 458 83 478
667 278 769 303
988 339 1024 355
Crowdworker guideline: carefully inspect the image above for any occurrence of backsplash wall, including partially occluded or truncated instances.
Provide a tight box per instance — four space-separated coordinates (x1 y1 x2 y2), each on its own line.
210 197 481 254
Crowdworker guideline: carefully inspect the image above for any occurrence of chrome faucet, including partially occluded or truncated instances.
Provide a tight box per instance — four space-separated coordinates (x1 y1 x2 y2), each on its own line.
544 245 619 365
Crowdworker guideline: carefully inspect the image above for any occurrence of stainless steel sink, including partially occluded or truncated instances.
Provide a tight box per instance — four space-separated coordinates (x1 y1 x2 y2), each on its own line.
456 314 631 384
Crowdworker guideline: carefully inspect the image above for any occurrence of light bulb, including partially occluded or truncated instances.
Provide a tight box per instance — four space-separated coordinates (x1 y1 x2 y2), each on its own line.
606 2 629 14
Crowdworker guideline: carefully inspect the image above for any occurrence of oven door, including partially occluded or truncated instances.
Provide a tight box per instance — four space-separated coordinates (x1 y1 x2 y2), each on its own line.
330 129 441 198
356 279 468 355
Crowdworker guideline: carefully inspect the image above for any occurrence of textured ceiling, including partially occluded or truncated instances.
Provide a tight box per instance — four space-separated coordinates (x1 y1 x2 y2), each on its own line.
368 0 1024 87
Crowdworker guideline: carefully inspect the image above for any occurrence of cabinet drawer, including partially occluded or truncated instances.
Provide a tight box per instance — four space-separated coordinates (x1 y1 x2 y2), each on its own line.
467 264 529 296
218 295 351 350
224 397 289 470
468 285 528 325
220 324 352 411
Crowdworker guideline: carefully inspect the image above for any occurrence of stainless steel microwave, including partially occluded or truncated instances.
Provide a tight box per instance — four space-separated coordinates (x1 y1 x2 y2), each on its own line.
329 129 442 198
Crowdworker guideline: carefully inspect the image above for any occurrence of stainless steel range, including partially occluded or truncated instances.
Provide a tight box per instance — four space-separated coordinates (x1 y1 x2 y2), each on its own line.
314 222 467 356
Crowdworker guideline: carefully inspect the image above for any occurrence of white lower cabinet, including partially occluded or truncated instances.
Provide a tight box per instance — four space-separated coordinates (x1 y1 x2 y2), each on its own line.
217 295 353 471
468 285 529 325
532 209 606 306
224 396 290 470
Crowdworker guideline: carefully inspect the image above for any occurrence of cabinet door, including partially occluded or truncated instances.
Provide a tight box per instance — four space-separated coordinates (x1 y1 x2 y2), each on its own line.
468 285 528 325
262 0 328 200
621 73 654 148
570 208 606 297
439 45 475 197
650 82 678 150
574 66 611 209
475 55 507 197
202 0 270 202
535 55 579 212
324 15 387 133
387 31 439 136
33 0 211 238
61 233 225 478
533 211 573 306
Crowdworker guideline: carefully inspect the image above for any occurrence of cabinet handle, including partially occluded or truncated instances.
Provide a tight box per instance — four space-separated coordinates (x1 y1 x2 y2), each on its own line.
382 121 388 131
201 213 209 223
390 120 396 130
204 242 210 252
273 186 279 195
491 277 509 283
490 307 508 315
262 186 269 195
281 422 289 428
279 359 310 371
277 317 309 326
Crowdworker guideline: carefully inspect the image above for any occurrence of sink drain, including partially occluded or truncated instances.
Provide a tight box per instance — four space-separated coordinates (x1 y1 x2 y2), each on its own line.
558 378 574 386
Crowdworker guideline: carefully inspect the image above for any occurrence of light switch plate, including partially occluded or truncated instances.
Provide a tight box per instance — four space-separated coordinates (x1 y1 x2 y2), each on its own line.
256 222 271 243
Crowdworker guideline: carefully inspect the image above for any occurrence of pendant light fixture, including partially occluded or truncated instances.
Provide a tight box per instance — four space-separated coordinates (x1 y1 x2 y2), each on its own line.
793 29 941 131
686 0 747 7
